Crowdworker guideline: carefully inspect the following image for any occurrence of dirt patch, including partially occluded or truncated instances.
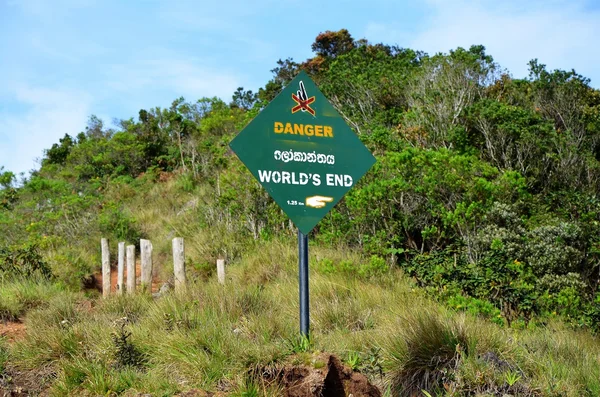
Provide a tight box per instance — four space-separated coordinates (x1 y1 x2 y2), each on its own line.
1 364 53 397
256 353 381 397
91 261 162 294
0 322 26 344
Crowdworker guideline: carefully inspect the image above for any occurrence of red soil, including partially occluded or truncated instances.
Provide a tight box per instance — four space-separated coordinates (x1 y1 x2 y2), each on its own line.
0 321 26 343
92 261 162 294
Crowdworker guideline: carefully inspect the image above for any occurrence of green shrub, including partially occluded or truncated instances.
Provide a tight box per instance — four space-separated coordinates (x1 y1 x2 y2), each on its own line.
446 294 503 325
359 255 389 278
525 222 583 276
111 321 146 369
97 203 143 242
0 243 51 280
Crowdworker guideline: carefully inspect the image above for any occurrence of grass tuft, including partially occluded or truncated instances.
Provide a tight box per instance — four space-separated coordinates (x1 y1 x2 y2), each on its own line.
386 310 469 396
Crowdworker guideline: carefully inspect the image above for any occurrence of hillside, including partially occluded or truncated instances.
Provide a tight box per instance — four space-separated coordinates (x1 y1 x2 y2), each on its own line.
2 30 600 396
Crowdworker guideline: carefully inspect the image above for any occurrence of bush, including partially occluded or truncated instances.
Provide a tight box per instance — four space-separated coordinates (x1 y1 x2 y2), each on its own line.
358 255 389 278
525 222 583 276
97 203 143 243
111 321 146 369
0 243 52 280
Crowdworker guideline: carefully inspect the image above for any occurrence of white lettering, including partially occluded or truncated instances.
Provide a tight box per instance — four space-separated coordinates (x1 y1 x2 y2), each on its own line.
258 170 272 183
312 174 321 186
271 171 281 183
326 173 353 187
259 170 326 186
344 175 353 187
299 173 309 185
335 174 343 186
326 174 334 186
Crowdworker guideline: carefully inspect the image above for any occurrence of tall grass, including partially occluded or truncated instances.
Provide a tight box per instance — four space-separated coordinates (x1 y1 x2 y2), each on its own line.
4 238 600 395
0 277 71 321
0 337 7 375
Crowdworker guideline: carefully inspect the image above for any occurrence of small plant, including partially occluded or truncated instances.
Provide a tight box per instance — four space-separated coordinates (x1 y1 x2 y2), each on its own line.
287 334 312 354
361 346 384 378
346 351 361 371
111 319 146 369
358 255 388 278
233 378 260 397
504 370 522 387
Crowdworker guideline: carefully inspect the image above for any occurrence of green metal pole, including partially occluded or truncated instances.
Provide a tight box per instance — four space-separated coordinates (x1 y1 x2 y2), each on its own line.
298 230 309 337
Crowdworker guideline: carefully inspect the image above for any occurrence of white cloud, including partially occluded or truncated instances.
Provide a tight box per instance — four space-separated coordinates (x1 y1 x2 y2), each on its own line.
0 85 91 176
0 56 243 177
104 56 242 103
365 0 600 86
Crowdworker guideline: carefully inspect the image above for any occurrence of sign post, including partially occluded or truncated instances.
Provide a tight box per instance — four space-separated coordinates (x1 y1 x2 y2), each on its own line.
298 231 309 336
230 71 375 337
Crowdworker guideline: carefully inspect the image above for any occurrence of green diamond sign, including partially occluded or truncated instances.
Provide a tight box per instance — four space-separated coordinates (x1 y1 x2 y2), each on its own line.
230 71 376 234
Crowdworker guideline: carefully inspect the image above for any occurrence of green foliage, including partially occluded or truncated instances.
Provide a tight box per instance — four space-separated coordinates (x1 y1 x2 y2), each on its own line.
504 370 522 387
346 350 361 371
0 167 18 210
0 337 7 375
0 243 51 280
358 255 388 278
2 30 600 374
287 334 312 354
0 279 67 321
97 203 142 242
111 321 146 369
43 134 75 166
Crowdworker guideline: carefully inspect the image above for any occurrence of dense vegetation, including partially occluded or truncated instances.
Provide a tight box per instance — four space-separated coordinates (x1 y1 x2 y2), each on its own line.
2 29 600 395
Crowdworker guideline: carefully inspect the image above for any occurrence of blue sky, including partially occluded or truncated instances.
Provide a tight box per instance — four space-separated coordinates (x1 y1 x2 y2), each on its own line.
1 0 599 177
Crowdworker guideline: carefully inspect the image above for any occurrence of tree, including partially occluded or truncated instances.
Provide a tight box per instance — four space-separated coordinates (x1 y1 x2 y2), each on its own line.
43 134 75 166
311 29 355 58
404 45 499 149
231 87 258 110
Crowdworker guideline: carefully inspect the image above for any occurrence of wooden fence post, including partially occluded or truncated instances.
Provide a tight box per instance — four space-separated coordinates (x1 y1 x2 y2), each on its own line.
117 242 125 295
126 245 136 294
140 239 153 293
217 258 225 285
101 238 110 298
172 238 186 291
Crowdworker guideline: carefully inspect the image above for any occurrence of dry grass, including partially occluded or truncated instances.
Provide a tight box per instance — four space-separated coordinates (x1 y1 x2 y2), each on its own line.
3 238 600 396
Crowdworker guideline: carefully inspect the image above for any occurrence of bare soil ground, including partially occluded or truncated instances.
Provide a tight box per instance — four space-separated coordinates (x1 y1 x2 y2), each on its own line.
256 353 382 397
92 261 163 294
1 363 53 397
0 322 25 344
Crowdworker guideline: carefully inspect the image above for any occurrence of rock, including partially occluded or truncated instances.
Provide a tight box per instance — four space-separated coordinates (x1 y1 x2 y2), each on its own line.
177 198 199 216
480 351 512 371
152 282 173 299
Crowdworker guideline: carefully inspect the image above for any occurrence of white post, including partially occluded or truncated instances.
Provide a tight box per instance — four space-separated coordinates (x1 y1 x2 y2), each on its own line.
140 239 153 293
172 238 186 291
117 242 125 295
101 238 110 298
126 245 136 294
217 258 225 285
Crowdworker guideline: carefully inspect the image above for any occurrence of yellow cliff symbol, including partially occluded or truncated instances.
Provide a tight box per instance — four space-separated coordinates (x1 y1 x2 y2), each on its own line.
305 195 333 209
